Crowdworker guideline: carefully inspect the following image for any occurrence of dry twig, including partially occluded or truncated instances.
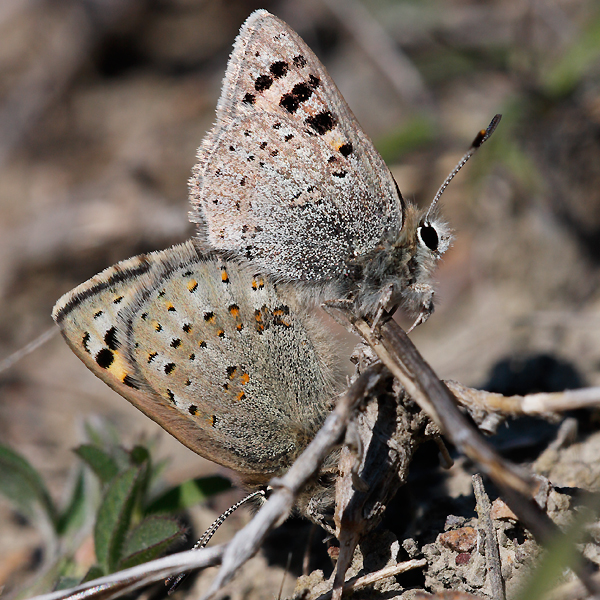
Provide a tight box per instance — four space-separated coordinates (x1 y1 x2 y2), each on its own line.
447 380 600 417
473 474 505 600
31 546 224 600
314 558 428 600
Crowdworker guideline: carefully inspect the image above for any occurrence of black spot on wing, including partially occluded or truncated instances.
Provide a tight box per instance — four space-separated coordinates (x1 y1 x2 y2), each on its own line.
104 327 119 350
291 82 313 103
96 348 114 369
306 111 335 135
279 80 315 114
255 74 273 92
123 375 139 389
293 55 307 68
339 143 353 157
82 332 91 353
270 61 288 78
280 94 299 114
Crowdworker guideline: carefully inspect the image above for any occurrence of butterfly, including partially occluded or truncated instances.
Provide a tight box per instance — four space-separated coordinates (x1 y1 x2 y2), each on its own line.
54 9 496 527
53 240 341 518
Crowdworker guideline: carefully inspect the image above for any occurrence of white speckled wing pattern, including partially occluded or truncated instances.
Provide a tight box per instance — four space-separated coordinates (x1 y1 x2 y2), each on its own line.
190 10 403 282
53 241 339 484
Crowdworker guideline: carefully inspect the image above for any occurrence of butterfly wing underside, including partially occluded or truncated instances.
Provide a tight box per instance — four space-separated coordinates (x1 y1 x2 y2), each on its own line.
53 242 338 482
190 10 403 282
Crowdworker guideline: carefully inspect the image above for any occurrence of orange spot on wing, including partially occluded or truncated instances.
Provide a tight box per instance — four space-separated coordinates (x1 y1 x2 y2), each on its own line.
254 309 265 332
251 277 265 290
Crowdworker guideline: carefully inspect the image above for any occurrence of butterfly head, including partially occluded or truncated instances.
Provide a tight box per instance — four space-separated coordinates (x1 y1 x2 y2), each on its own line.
349 115 502 325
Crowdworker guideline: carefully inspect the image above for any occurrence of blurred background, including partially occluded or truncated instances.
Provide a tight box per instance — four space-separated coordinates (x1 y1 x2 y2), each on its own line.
1 0 600 595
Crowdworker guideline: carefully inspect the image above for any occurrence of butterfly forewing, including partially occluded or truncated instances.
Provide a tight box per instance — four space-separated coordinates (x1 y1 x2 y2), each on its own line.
190 10 403 283
52 253 157 402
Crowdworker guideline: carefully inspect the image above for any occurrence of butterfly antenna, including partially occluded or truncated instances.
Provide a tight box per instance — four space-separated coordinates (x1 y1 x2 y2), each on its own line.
425 114 502 222
167 488 267 594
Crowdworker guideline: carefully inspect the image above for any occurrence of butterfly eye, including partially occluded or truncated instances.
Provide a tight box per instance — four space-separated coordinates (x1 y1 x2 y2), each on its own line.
418 224 439 251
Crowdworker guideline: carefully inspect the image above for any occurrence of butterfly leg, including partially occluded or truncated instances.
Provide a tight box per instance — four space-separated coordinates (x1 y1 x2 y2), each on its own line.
369 284 397 333
322 298 355 327
406 284 435 333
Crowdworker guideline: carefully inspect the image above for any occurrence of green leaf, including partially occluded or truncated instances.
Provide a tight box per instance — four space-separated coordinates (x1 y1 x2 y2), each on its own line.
54 576 82 591
81 564 106 583
56 468 88 536
0 443 57 529
146 476 231 514
118 516 185 570
74 445 119 484
129 445 152 502
94 466 143 572
113 446 135 472
130 445 150 467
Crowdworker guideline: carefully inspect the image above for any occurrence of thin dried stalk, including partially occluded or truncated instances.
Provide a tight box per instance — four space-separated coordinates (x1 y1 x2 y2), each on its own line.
30 546 224 600
448 380 600 416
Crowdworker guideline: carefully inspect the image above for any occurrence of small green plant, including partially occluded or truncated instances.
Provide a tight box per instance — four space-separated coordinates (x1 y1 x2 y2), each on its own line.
0 419 231 595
